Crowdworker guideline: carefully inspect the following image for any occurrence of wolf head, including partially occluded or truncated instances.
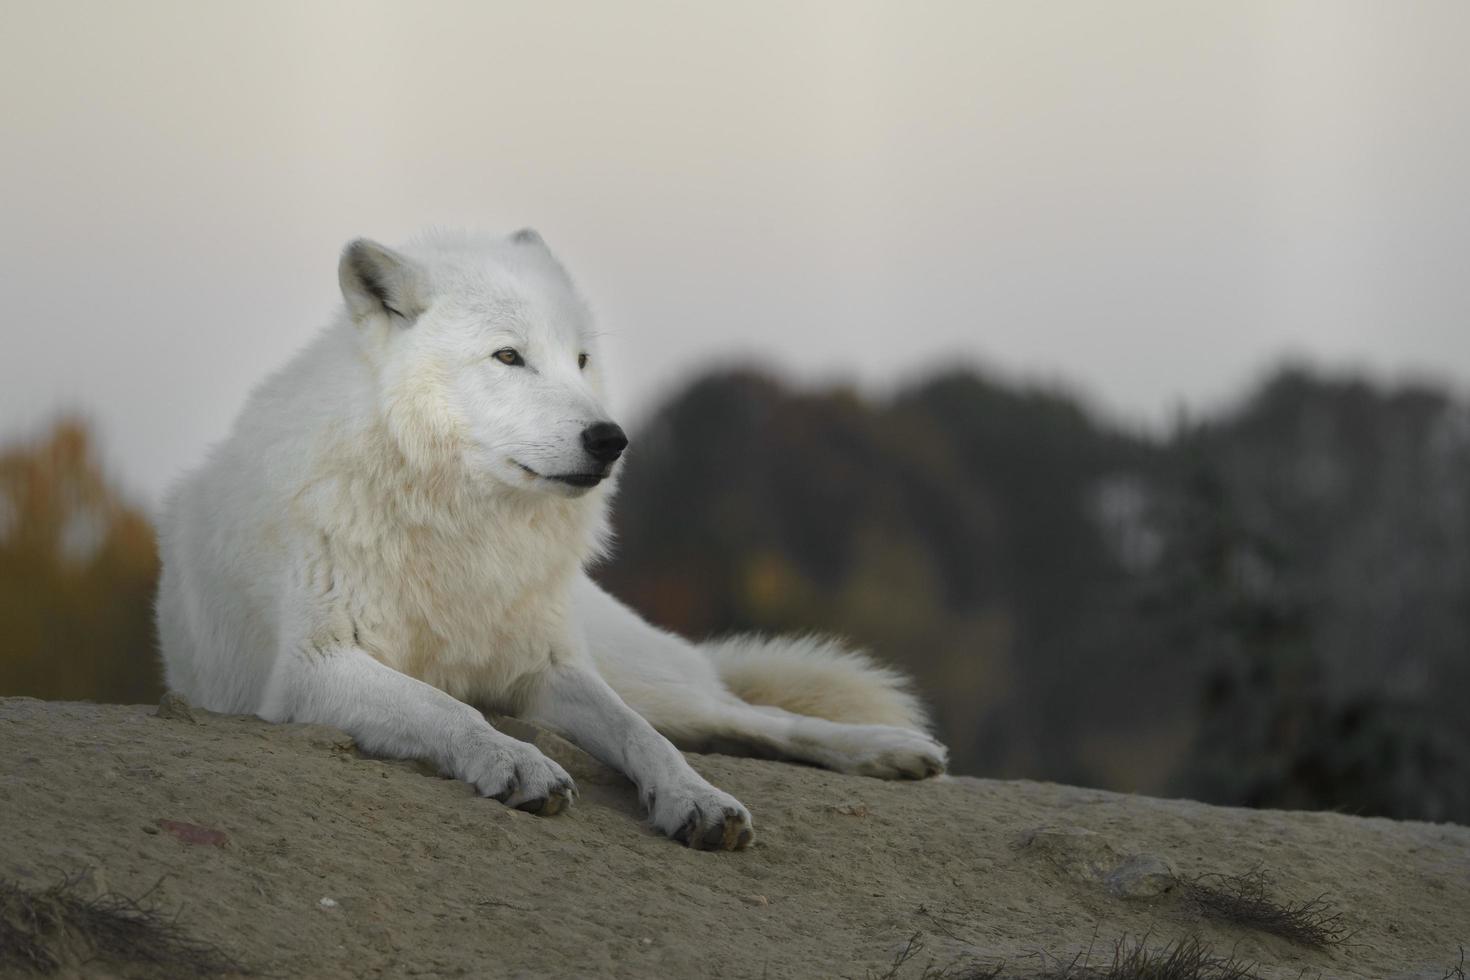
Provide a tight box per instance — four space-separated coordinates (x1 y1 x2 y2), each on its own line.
337 229 626 499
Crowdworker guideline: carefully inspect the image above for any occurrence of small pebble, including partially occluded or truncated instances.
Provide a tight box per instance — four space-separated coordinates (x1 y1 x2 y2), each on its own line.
319 897 339 909
741 894 769 907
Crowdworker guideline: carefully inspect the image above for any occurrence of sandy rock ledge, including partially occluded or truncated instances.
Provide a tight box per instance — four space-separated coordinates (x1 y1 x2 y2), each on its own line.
1 697 1466 979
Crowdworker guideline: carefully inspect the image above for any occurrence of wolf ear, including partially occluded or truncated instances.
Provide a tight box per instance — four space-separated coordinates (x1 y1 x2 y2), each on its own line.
509 227 577 286
339 239 427 324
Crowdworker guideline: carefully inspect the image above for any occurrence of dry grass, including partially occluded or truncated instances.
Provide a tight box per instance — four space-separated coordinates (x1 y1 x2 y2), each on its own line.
994 935 1261 980
873 931 1265 980
0 874 243 977
1058 936 1261 980
1181 870 1349 948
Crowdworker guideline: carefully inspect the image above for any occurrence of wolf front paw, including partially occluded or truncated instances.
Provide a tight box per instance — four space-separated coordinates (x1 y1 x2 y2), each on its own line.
457 735 576 816
646 779 754 851
839 725 948 780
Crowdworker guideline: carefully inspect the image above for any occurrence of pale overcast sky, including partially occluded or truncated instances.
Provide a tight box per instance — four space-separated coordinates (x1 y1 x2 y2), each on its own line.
2 1 1468 506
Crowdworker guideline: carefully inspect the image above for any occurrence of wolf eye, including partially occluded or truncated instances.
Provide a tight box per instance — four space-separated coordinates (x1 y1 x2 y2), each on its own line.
577 353 589 370
493 348 524 366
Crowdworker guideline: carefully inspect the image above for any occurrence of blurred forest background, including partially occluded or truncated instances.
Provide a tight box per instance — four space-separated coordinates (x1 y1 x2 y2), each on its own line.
3 363 1469 824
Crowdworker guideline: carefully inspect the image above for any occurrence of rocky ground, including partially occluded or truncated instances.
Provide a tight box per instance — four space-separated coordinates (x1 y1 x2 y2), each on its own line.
1 696 1466 979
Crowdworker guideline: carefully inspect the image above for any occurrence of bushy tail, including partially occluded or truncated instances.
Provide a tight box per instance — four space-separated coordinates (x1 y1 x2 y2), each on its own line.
702 634 933 733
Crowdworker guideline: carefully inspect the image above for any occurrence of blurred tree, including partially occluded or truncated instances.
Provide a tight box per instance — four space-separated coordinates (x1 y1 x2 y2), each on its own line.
1161 402 1470 823
0 420 162 704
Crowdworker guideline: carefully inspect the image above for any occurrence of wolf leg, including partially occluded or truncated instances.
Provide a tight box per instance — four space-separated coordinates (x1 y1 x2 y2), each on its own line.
522 664 753 850
261 646 575 814
573 575 947 778
686 701 948 779
619 673 948 778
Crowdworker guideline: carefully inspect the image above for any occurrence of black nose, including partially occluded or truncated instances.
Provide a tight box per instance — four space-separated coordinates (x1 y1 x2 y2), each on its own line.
582 422 628 464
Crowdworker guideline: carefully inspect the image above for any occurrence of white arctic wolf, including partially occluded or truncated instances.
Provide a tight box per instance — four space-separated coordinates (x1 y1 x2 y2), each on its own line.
156 228 947 850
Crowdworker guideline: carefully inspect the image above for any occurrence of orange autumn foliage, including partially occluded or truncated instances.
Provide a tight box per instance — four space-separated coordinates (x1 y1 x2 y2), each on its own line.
0 421 163 703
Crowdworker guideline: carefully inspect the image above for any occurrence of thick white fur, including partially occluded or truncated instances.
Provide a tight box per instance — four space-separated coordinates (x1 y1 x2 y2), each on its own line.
156 228 947 850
